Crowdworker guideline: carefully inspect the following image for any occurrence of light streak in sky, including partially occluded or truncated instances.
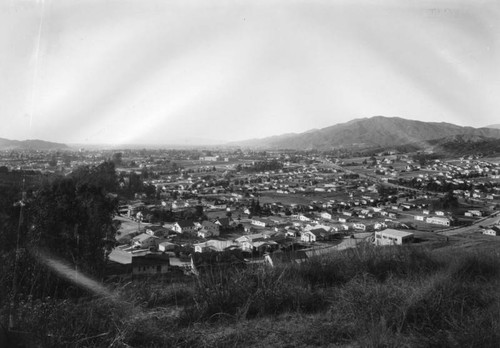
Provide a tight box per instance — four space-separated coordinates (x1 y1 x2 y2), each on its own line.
29 0 46 130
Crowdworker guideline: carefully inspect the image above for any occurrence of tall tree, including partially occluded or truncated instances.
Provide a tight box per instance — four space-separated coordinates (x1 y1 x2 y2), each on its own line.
0 161 119 300
30 171 118 278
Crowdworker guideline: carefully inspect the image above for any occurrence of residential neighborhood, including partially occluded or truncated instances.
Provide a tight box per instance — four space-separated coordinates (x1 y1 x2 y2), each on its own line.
67 148 500 278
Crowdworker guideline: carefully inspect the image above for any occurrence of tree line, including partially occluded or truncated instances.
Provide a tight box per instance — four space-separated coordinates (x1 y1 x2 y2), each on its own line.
0 161 119 302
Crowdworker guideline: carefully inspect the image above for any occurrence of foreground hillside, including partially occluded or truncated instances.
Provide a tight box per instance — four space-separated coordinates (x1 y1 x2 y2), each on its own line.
5 241 500 347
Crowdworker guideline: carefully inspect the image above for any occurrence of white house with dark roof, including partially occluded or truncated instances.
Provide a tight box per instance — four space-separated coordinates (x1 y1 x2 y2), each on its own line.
131 233 159 249
300 230 316 243
172 220 197 233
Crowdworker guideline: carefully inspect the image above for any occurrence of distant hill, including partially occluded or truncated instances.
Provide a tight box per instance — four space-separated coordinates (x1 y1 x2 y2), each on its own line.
0 138 69 150
485 124 500 129
368 134 500 157
229 116 500 150
426 135 500 157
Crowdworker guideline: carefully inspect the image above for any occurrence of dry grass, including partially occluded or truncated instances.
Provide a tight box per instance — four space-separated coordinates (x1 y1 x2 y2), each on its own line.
4 244 500 347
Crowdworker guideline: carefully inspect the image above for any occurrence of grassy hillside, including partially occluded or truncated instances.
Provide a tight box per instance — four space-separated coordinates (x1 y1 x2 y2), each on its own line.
4 242 500 347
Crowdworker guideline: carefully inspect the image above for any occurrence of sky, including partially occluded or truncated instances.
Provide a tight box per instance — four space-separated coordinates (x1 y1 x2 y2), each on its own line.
1 0 499 145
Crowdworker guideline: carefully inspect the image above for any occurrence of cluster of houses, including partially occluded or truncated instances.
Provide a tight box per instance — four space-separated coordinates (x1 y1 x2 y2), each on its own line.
389 159 500 201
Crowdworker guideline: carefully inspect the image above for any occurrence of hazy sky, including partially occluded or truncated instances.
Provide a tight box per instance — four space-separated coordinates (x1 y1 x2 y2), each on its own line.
1 0 499 145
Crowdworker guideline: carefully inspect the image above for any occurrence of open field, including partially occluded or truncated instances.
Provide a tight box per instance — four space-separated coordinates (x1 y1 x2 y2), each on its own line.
115 215 151 238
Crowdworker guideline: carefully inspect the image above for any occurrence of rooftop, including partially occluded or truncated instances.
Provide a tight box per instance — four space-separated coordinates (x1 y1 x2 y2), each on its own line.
378 228 414 238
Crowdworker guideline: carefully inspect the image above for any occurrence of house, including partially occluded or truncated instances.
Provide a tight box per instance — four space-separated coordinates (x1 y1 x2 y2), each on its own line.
426 216 451 226
300 231 316 243
235 233 270 251
193 239 236 253
298 214 311 222
310 227 333 241
253 240 279 253
147 226 171 238
320 212 332 220
131 233 160 249
190 250 246 275
468 210 482 217
482 226 500 236
172 220 197 234
374 229 414 246
483 228 499 236
158 241 177 252
127 201 145 218
251 218 269 227
197 229 212 239
199 220 220 237
214 217 232 228
131 254 170 276
353 223 366 231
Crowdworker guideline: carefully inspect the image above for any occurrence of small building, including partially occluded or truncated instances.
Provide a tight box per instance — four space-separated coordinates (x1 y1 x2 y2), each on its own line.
374 229 414 246
190 250 246 275
300 230 317 243
131 254 170 276
251 218 268 227
353 223 366 231
309 227 332 241
468 210 483 217
194 239 236 253
199 220 220 237
482 226 500 236
172 220 197 234
131 233 159 249
320 212 332 220
426 216 451 226
158 241 177 252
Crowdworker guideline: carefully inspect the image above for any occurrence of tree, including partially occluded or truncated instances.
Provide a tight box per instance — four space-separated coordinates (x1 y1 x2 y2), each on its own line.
30 172 118 279
376 184 397 199
71 160 117 193
250 199 261 216
111 152 123 166
48 156 57 167
0 162 119 300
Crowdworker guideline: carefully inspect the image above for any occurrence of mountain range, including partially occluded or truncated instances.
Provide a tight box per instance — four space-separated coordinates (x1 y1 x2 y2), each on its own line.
3 116 500 153
0 138 69 151
230 116 500 151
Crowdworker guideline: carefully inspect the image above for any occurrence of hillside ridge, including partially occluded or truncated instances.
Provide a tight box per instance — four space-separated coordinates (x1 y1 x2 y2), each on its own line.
0 137 68 150
229 116 500 150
